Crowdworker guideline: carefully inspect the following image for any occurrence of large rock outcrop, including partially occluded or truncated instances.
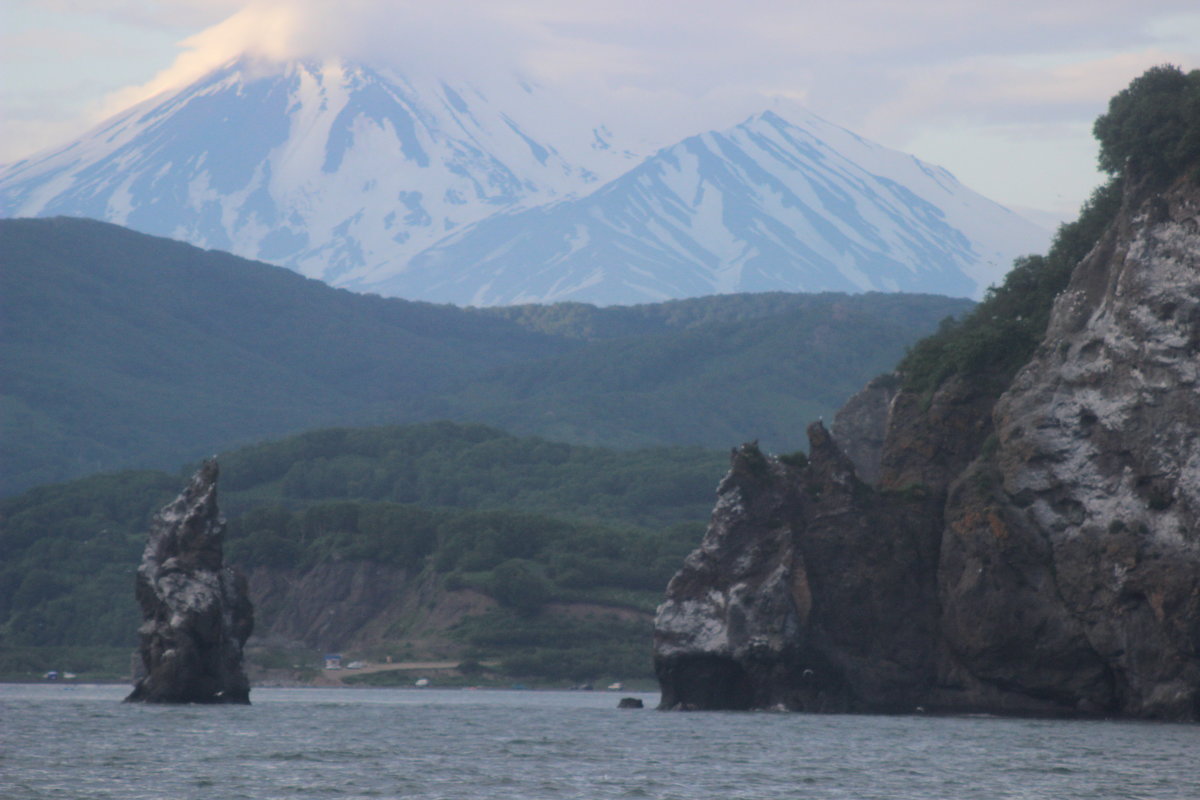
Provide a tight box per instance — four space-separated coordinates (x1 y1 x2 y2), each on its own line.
655 171 1200 720
938 174 1200 719
127 461 254 703
655 432 942 712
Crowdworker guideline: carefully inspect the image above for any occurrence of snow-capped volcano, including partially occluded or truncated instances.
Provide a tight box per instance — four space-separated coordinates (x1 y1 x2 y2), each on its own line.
0 57 641 287
0 57 1048 304
375 110 1050 305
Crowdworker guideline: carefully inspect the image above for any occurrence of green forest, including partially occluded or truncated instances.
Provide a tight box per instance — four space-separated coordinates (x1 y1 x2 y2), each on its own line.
0 220 971 496
0 423 726 682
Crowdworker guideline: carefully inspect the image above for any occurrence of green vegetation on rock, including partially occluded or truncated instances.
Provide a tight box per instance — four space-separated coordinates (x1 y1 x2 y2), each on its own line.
1093 65 1200 183
899 64 1199 396
898 180 1121 394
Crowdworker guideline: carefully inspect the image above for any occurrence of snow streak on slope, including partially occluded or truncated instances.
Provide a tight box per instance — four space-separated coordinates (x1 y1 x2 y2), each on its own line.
373 110 1050 305
0 57 641 288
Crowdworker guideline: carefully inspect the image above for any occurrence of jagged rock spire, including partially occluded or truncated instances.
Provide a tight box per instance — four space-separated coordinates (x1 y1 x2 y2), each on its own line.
126 460 254 704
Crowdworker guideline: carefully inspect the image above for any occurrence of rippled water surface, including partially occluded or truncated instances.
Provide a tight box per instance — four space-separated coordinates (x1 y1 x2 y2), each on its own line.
3 684 1197 799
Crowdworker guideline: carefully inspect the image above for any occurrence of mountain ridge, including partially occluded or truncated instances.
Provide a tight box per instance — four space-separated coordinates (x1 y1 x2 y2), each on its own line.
0 216 973 496
0 57 640 289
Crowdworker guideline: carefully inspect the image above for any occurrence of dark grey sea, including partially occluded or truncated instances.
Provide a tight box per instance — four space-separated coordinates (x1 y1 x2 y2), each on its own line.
2 684 1197 799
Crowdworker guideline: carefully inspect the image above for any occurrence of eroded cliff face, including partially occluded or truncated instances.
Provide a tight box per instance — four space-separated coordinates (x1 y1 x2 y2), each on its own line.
246 563 495 658
655 174 1200 720
940 175 1200 719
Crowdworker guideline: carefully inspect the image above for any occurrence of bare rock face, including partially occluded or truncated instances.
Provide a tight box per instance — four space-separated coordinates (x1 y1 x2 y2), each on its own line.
126 460 253 704
654 443 809 710
939 176 1200 720
831 373 899 484
655 172 1200 720
877 373 998 495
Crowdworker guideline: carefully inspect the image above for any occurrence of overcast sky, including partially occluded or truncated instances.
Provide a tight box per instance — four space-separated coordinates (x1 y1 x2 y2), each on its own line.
3 1 1198 223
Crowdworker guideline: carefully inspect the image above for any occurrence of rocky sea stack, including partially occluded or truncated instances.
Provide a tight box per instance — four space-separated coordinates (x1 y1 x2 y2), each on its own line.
654 68 1200 721
126 460 254 704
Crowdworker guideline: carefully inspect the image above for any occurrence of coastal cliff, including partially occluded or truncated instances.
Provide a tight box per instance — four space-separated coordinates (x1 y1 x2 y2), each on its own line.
936 171 1200 719
655 116 1200 720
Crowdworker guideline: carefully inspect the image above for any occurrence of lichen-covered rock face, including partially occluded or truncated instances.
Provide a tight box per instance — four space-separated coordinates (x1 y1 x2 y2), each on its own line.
941 176 1200 721
655 173 1200 720
126 460 254 704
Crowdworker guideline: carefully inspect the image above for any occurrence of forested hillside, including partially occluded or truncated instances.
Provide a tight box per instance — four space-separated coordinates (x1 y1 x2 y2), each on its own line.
0 423 726 682
461 292 966 448
0 216 973 495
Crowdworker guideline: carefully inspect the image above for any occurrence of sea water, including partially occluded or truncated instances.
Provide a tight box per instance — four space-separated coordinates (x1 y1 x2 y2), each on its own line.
1 684 1197 799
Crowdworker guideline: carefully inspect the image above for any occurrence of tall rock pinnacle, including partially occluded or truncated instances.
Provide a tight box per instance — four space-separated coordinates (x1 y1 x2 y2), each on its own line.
126 460 254 704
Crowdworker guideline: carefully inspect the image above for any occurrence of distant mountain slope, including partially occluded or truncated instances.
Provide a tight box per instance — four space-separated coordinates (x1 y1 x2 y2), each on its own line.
0 217 971 495
0 217 567 493
457 292 969 449
379 111 1048 305
0 56 1045 304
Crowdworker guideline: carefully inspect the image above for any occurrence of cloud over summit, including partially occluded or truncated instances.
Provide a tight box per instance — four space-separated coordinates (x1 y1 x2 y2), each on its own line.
104 0 553 110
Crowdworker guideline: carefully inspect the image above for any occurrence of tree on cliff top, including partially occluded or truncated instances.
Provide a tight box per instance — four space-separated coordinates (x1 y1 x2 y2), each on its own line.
1093 65 1200 184
899 64 1199 394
